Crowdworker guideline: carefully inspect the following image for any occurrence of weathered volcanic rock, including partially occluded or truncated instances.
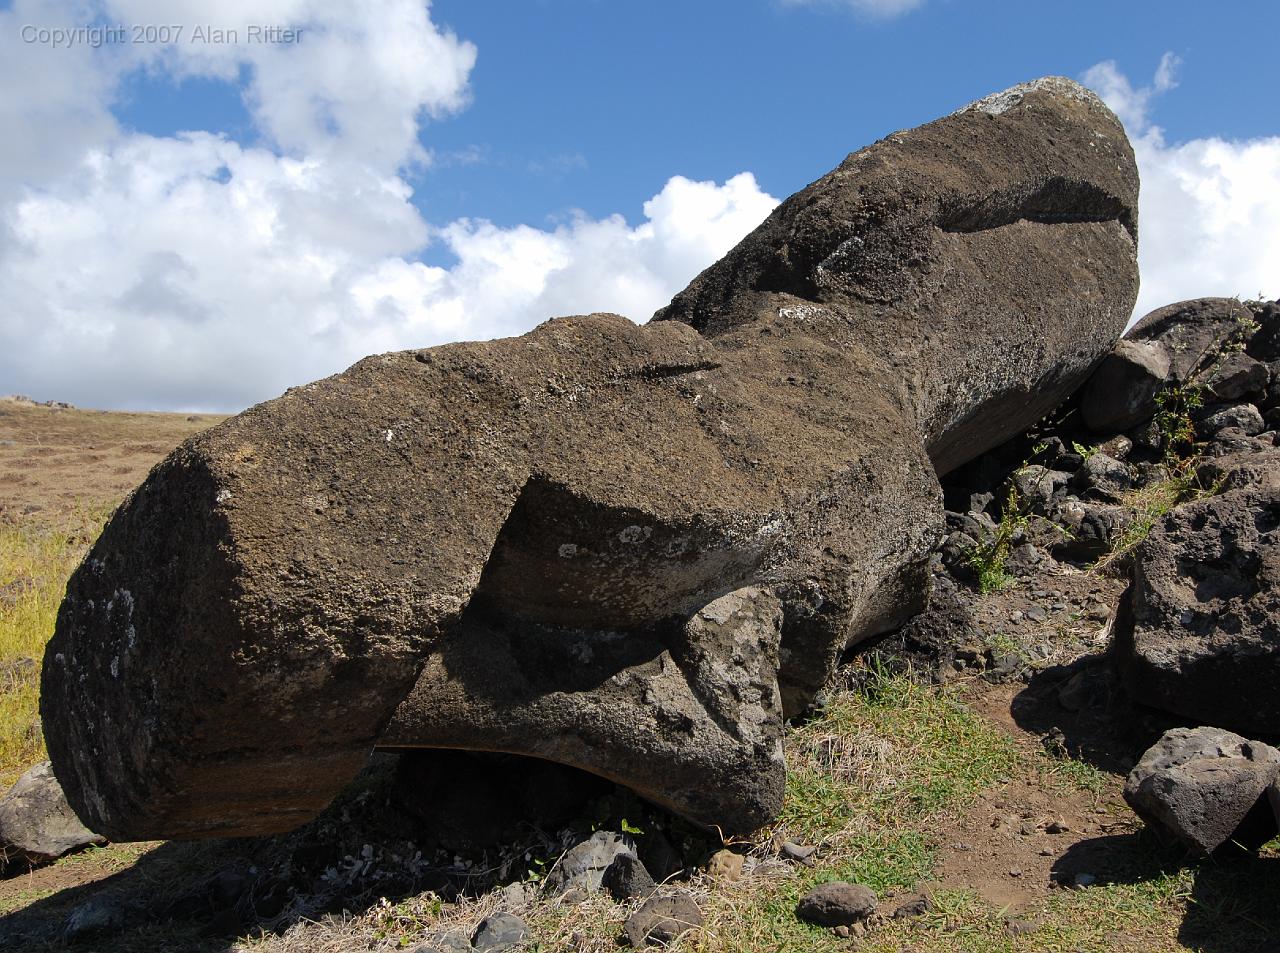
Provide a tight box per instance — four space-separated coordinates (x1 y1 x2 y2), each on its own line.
1125 297 1260 384
1206 352 1269 402
1115 454 1280 735
1080 339 1171 434
623 890 704 947
1124 727 1280 855
0 761 104 866
42 76 1139 841
795 881 878 927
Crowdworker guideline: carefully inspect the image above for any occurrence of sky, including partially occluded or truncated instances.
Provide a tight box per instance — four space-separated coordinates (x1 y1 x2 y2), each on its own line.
1 0 1277 412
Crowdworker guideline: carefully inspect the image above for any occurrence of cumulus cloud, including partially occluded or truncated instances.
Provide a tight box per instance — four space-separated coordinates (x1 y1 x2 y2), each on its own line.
0 1 778 411
1081 56 1280 320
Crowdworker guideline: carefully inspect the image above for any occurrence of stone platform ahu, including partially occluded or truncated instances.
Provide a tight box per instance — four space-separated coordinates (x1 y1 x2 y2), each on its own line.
41 78 1139 841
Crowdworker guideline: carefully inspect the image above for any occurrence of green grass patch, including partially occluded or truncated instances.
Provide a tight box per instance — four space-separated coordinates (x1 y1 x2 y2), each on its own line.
782 672 1020 843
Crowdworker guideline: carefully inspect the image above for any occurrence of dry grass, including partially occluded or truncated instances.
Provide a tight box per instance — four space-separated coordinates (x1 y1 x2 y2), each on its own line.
0 400 217 786
0 509 108 787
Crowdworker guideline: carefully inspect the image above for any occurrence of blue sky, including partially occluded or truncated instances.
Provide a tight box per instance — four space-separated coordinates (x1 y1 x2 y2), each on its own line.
1 0 1277 410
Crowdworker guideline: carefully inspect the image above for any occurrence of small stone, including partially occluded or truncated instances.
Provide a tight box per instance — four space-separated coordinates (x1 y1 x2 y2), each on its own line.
1006 918 1038 936
498 880 530 910
558 887 589 905
623 890 704 947
833 925 851 938
603 854 656 902
781 841 817 864
706 848 744 881
64 898 127 940
796 881 878 927
1025 606 1047 623
544 830 635 895
1045 819 1070 834
473 912 529 953
892 895 933 919
1009 867 1023 878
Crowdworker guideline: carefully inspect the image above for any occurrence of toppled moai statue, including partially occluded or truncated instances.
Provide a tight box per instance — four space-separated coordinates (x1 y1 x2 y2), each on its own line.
42 77 1139 841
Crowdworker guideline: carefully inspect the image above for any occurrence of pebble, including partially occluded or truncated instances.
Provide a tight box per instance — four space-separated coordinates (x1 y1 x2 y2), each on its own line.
781 841 817 864
1006 918 1038 936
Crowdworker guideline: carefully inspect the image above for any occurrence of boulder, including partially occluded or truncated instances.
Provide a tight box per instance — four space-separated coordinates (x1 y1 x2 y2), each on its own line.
1206 352 1269 401
1126 298 1258 384
1071 452 1132 502
1123 727 1280 855
1198 403 1264 437
1114 456 1280 735
42 77 1139 841
1080 339 1171 434
0 761 104 866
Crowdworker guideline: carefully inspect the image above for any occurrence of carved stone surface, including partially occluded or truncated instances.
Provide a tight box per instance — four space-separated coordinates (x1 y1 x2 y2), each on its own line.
41 76 1138 841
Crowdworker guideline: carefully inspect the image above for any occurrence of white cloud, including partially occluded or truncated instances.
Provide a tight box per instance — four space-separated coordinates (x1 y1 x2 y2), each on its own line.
1082 56 1279 320
0 135 777 409
0 1 778 411
778 0 925 19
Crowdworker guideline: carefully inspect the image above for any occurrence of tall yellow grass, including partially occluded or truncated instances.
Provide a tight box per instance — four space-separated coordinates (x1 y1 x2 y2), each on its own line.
0 509 107 787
